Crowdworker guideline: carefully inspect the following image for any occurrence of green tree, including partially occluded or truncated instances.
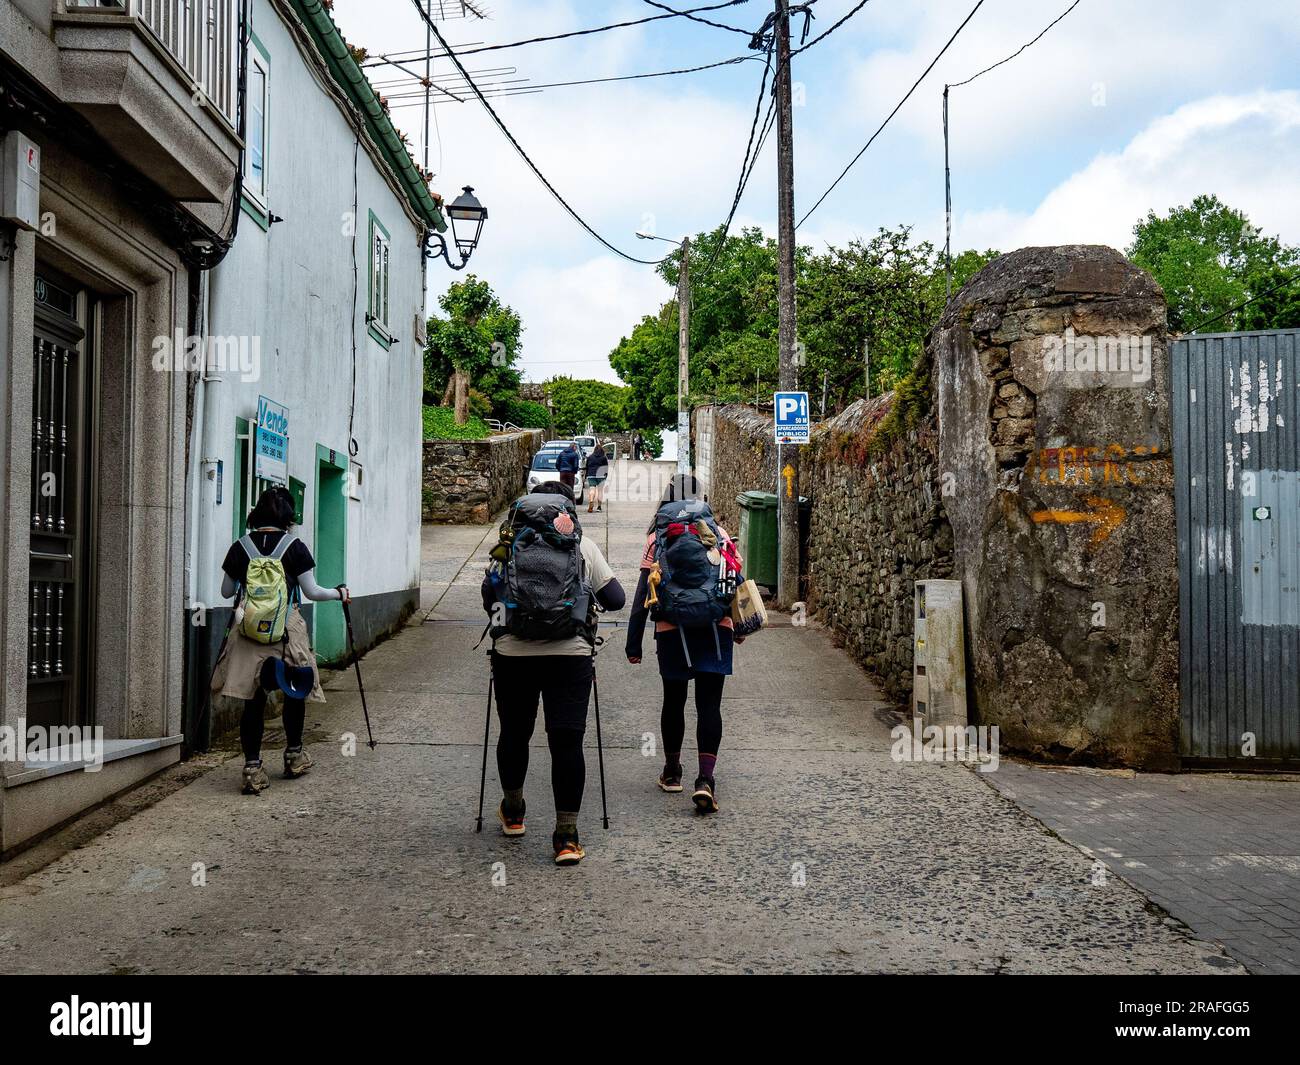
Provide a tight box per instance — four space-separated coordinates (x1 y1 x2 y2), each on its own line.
1126 194 1299 333
424 275 523 423
545 377 630 435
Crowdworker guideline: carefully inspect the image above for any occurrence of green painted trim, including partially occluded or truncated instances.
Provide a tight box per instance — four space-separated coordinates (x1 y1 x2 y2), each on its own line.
249 28 270 65
367 322 393 350
240 194 269 231
315 443 348 470
291 0 448 233
233 417 251 542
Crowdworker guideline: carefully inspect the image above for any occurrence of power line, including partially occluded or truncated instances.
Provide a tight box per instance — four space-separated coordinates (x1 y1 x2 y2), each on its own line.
797 0 987 229
947 0 1082 88
694 35 777 282
1187 272 1300 334
409 0 671 266
640 0 755 35
944 0 1084 292
793 0 871 54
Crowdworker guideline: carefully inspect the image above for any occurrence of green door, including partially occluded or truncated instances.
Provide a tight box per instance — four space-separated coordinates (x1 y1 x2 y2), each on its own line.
313 445 348 663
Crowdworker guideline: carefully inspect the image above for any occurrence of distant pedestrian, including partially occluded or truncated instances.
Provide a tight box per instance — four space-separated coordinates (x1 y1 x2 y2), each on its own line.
585 443 609 513
482 481 626 865
212 485 350 795
556 441 580 493
626 474 743 813
632 432 643 461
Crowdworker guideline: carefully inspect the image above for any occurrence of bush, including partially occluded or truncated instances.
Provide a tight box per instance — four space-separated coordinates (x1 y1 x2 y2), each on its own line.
468 388 493 420
422 405 491 440
500 398 552 430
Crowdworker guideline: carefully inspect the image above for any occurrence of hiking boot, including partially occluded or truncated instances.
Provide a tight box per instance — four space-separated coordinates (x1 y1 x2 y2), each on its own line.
692 776 718 814
552 830 585 866
498 800 526 837
283 746 314 779
657 763 683 793
242 761 270 795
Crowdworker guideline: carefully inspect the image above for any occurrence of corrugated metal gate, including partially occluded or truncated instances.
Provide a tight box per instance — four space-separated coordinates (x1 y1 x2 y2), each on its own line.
1173 329 1300 762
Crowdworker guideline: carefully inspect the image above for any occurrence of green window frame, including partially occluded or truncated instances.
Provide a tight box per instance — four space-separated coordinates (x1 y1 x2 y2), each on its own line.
367 210 394 349
240 32 271 230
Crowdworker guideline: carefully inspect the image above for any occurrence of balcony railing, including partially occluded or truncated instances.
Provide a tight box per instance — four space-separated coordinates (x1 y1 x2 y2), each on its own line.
63 0 239 126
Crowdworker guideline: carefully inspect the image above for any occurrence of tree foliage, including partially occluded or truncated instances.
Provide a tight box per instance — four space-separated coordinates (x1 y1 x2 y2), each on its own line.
424 275 524 418
545 377 630 436
1127 194 1299 333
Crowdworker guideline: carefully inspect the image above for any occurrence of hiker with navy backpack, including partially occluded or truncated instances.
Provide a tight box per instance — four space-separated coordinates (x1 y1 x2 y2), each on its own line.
211 485 350 795
481 480 625 865
626 474 744 813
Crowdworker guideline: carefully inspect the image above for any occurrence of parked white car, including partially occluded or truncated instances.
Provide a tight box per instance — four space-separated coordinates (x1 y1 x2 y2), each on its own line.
526 446 585 503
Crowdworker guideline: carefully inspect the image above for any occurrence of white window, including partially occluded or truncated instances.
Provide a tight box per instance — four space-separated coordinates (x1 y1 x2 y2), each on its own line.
244 49 269 207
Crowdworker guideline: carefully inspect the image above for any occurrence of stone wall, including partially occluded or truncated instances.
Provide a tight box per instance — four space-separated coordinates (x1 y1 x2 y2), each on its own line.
934 245 1178 769
422 429 544 524
694 398 953 702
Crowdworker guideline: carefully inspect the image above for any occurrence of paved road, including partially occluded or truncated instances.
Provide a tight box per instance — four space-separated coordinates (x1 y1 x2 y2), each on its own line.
0 461 1241 973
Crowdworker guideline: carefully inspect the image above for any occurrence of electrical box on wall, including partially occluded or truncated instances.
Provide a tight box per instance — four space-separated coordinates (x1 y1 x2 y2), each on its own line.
1 130 40 230
348 461 363 502
912 579 968 729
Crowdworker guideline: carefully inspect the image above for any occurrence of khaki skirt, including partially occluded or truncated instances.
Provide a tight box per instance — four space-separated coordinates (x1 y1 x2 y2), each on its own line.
211 606 326 703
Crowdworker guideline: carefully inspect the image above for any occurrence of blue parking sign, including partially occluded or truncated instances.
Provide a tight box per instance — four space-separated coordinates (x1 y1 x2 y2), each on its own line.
773 391 810 443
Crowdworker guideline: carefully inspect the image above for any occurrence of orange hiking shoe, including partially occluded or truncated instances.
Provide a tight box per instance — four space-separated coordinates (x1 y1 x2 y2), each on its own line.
552 831 585 866
498 801 526 837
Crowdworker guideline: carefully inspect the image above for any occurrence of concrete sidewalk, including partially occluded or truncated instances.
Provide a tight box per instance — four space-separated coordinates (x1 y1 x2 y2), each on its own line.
0 462 1241 973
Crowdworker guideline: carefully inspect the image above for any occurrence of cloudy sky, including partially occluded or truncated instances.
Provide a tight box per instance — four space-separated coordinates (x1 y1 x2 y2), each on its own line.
332 0 1300 386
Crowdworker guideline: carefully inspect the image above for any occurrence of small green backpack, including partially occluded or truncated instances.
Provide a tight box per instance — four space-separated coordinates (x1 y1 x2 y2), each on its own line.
238 534 297 644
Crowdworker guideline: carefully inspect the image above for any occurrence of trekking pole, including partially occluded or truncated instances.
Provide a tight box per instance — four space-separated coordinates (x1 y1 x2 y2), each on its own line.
475 654 494 833
339 596 376 750
592 667 610 830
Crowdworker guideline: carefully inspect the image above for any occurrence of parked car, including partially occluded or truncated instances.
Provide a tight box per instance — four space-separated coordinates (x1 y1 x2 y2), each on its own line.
573 435 597 457
526 447 585 503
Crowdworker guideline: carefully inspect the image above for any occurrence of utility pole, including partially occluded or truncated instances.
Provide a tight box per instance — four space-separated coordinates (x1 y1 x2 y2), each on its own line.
774 0 799 608
676 236 691 477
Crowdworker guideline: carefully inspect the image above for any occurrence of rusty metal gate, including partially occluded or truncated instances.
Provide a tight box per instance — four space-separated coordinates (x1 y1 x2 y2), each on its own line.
1172 329 1300 762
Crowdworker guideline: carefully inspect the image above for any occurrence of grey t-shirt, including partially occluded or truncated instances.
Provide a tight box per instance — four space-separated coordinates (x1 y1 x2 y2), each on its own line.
493 536 616 657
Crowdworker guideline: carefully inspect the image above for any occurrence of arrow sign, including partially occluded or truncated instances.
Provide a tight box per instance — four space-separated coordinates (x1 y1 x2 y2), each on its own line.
1031 496 1126 547
782 462 795 499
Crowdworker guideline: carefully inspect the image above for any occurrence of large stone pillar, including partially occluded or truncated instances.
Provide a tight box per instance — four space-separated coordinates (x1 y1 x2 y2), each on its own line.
934 246 1178 768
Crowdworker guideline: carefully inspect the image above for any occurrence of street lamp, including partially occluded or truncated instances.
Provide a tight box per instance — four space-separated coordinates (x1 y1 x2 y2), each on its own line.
635 229 691 476
428 186 488 270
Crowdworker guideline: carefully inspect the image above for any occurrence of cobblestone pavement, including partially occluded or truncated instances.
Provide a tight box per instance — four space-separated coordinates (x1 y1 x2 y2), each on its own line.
986 762 1300 974
0 463 1242 974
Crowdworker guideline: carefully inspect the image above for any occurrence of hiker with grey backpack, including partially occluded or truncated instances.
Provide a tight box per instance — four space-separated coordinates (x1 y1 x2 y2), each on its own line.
212 485 351 795
626 474 749 813
481 480 624 865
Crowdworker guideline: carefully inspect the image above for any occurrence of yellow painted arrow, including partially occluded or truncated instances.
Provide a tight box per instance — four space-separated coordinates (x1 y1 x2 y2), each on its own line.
1031 495 1126 547
782 463 795 499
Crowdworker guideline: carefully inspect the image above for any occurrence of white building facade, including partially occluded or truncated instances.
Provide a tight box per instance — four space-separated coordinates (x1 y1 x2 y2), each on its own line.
186 0 444 744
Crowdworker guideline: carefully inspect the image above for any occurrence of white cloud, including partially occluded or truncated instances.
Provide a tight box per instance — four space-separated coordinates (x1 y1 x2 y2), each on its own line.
957 90 1300 252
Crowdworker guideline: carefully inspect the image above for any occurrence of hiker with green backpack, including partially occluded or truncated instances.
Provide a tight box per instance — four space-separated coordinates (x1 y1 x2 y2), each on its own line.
626 474 747 814
212 485 350 795
480 480 625 865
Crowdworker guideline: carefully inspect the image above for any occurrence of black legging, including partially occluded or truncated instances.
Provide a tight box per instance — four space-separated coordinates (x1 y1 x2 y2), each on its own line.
241 689 305 763
492 654 593 813
661 673 724 760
